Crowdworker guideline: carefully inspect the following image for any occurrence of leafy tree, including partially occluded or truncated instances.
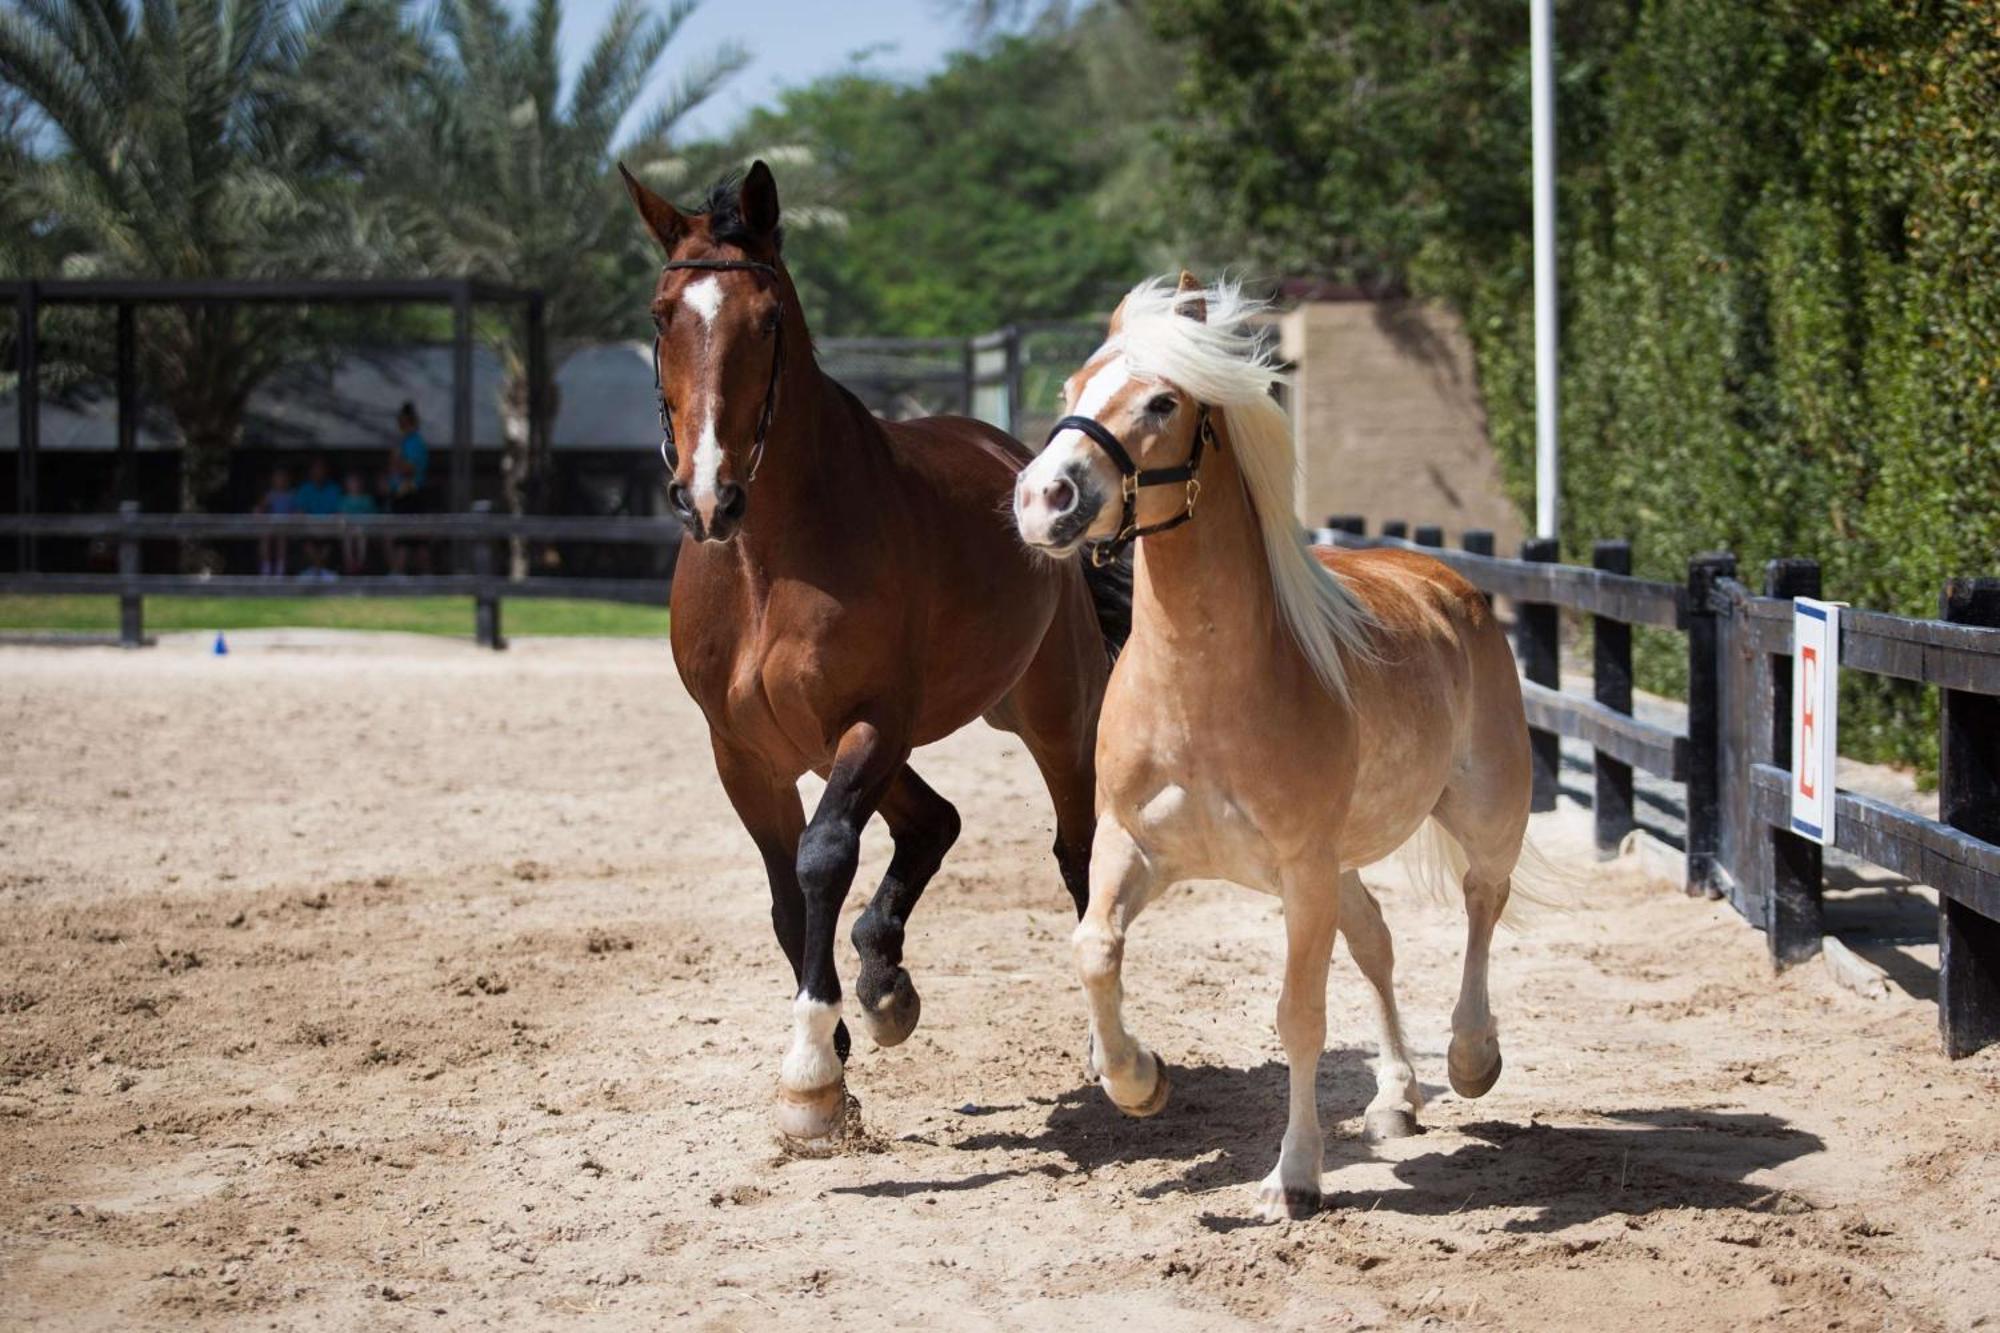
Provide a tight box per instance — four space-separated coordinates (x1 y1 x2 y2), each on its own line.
1148 0 2000 768
0 0 414 528
734 9 1171 339
380 0 747 558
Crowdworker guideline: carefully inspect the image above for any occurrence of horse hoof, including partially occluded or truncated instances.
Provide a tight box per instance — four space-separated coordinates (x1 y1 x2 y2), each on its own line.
775 1079 846 1140
1448 1046 1503 1100
1107 1057 1171 1118
1364 1106 1421 1141
856 969 921 1049
1256 1184 1322 1223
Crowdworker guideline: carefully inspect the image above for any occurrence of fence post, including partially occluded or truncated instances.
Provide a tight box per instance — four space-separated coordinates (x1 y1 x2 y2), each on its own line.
1381 520 1408 541
1940 577 2000 1058
1462 530 1495 610
1002 325 1023 438
117 500 144 649
472 500 504 651
1413 524 1444 548
1592 540 1634 855
1519 536 1561 812
1684 552 1737 897
1763 558 1823 964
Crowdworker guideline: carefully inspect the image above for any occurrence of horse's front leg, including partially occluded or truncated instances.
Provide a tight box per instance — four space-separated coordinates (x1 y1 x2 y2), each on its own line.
850 764 960 1048
777 720 904 1140
1258 863 1340 1222
1074 817 1171 1115
710 740 851 1065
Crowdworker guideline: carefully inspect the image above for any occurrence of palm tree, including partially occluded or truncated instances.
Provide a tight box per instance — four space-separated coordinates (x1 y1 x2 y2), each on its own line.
384 0 749 572
0 0 414 533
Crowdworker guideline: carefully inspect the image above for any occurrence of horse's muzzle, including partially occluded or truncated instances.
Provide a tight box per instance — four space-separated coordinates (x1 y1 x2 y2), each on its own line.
1014 466 1102 553
670 480 748 544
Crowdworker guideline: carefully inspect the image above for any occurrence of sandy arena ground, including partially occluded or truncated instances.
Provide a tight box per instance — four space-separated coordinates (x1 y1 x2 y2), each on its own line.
1 634 1996 1331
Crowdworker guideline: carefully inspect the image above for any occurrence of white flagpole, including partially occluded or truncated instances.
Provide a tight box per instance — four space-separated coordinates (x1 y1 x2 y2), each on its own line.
1531 0 1560 541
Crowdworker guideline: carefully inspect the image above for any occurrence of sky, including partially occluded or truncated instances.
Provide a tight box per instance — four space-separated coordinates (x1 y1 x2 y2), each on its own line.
514 0 975 143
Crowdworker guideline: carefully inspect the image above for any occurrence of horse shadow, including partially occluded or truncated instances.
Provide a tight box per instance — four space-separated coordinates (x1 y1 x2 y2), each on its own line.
947 1052 1382 1200
858 1057 1824 1232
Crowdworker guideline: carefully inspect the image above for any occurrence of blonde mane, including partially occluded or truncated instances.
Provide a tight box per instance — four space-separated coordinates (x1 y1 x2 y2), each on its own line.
1115 275 1375 702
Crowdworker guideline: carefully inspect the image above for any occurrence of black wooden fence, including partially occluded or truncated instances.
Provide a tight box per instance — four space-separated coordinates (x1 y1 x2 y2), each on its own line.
1320 516 2000 1061
0 504 676 650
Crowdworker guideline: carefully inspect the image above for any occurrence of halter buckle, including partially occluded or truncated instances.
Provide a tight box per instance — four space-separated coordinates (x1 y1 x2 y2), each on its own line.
1184 478 1201 517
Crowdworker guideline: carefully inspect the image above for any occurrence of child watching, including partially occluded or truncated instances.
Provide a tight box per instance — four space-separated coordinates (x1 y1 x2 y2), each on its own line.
255 467 297 576
338 470 378 575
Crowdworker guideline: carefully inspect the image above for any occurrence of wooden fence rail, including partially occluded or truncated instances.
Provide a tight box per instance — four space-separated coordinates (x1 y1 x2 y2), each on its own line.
0 503 676 650
1318 517 2000 1060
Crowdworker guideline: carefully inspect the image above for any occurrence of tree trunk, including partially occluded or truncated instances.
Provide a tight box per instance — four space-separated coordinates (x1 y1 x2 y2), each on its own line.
499 353 560 581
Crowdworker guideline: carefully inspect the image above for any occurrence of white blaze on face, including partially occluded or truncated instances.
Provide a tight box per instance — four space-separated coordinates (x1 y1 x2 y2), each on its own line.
1014 350 1133 548
682 276 726 519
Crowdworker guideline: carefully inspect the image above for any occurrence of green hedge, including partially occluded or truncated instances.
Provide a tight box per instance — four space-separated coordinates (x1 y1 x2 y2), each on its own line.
1155 0 2000 771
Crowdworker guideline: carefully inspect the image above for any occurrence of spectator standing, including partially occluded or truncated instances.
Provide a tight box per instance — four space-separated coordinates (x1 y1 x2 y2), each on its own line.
293 456 343 580
387 402 432 575
337 470 378 575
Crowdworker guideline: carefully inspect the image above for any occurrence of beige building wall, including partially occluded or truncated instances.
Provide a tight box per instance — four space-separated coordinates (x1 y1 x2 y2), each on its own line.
1278 300 1523 552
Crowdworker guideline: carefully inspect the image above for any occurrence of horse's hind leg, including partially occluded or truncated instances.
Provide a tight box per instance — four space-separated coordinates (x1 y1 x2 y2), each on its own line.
1433 794 1524 1101
987 577 1106 919
1338 871 1423 1139
850 765 960 1048
1446 869 1510 1099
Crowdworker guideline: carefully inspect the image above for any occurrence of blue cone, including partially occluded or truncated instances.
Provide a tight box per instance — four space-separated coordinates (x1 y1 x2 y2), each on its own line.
213 632 228 656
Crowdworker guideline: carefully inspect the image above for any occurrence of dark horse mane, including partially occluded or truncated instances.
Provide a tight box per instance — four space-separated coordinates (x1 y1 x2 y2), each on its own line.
696 173 784 254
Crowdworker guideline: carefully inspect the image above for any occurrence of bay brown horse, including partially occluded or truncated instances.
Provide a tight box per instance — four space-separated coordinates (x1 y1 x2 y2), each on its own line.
620 161 1123 1138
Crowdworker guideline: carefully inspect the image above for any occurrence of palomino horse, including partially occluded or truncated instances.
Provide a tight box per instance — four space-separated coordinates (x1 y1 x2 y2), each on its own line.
621 161 1124 1138
1013 273 1536 1221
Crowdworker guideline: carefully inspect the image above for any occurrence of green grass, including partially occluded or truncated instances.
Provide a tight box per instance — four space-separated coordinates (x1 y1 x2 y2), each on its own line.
0 595 668 639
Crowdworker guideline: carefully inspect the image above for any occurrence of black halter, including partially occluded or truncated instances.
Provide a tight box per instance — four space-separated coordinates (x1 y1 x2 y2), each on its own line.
1045 405 1216 566
652 258 785 483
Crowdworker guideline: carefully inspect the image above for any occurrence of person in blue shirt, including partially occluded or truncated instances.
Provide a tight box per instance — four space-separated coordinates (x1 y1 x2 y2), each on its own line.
387 402 433 574
389 403 430 507
293 455 343 580
255 466 297 577
338 470 378 575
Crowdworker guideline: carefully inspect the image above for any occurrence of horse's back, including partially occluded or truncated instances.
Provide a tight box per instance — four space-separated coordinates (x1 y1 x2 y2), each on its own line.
1313 545 1495 639
881 413 1036 494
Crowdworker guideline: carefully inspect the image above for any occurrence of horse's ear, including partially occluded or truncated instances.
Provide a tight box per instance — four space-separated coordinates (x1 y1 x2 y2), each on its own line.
1174 269 1207 324
619 161 686 253
740 160 781 239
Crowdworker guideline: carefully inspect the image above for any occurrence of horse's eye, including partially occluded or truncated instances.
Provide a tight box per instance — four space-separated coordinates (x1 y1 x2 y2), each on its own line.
761 309 781 337
1146 393 1177 417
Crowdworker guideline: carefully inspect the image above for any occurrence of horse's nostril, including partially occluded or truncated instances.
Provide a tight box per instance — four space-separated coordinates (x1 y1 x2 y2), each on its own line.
716 482 747 520
667 481 695 520
1043 477 1077 515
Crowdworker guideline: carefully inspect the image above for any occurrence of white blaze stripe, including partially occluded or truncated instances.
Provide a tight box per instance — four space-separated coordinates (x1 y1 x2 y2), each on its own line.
1037 353 1132 478
691 412 722 507
682 276 726 513
682 276 723 326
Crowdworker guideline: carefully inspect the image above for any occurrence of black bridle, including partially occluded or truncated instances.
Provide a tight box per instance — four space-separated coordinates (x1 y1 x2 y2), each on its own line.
652 258 785 483
1044 405 1216 566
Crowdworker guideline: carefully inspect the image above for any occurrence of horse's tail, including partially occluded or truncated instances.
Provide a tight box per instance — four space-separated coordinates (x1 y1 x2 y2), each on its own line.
1081 550 1133 664
1390 817 1579 929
